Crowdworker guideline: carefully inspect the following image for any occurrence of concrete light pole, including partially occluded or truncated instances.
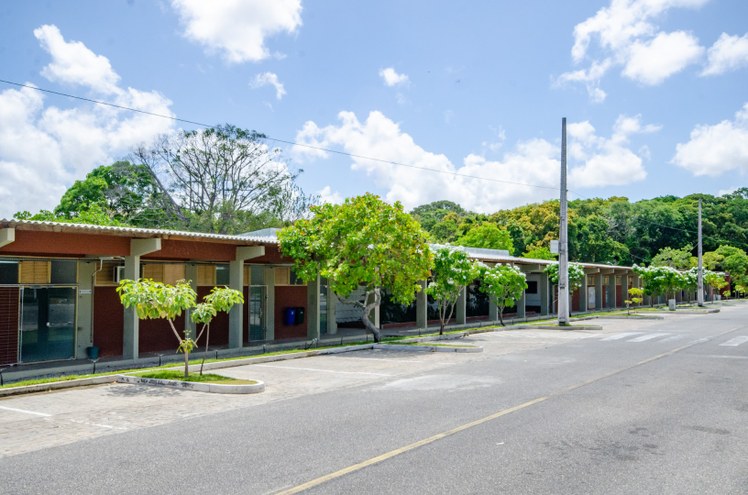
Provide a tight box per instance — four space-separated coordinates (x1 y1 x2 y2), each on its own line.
697 198 704 306
558 117 570 325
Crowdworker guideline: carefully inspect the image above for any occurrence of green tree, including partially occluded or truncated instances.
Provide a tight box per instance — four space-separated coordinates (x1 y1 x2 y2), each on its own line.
625 287 644 315
278 193 433 342
545 262 585 315
136 124 317 234
478 264 527 326
650 245 694 269
426 247 479 335
455 222 514 253
117 279 243 377
117 279 197 378
191 286 245 375
522 245 557 260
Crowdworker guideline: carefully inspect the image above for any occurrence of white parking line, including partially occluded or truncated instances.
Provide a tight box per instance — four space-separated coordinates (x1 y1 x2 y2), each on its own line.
600 332 642 341
252 364 391 376
628 333 670 342
0 405 51 417
719 336 748 347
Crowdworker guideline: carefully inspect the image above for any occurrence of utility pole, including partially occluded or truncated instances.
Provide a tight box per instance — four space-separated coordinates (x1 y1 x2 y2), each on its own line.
697 198 704 306
558 117 570 325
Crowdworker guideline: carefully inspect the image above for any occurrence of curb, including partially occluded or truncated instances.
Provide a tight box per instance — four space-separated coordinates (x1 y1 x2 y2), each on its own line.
116 375 265 394
512 324 604 331
0 375 117 398
373 343 482 353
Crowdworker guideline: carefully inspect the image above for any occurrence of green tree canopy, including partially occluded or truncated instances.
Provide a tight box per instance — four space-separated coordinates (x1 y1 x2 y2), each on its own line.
278 193 433 342
455 222 514 253
426 247 479 334
478 264 527 326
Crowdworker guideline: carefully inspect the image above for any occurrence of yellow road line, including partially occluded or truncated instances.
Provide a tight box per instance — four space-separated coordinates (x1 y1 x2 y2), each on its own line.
274 325 741 494
273 396 548 495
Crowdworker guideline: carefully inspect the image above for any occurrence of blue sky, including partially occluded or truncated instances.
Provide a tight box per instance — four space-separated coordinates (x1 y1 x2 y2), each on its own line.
1 0 747 219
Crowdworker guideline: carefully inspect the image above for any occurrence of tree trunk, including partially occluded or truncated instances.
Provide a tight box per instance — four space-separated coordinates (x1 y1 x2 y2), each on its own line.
497 307 505 327
360 289 381 343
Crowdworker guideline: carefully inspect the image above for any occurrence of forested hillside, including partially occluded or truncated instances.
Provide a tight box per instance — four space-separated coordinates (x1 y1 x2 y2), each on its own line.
411 189 748 266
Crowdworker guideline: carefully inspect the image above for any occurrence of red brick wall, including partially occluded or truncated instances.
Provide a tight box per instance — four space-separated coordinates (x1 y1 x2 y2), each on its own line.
274 286 307 340
0 288 19 365
93 287 123 357
196 286 229 347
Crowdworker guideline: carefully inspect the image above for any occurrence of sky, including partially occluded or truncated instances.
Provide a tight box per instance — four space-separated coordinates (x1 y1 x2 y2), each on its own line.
1 0 747 220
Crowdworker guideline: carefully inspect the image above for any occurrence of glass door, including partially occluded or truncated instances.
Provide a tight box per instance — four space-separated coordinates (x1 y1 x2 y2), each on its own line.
20 287 76 362
248 286 266 342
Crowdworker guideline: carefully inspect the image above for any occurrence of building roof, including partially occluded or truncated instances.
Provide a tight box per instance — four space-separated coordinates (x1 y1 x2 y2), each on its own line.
0 219 280 245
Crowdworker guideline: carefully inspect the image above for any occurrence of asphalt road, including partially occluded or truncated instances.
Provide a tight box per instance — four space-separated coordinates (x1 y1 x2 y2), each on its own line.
1 304 746 494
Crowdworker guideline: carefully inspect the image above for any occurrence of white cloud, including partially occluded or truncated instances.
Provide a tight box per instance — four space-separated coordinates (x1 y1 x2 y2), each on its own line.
292 111 654 212
568 115 658 187
33 24 120 94
559 0 708 100
250 72 286 100
622 31 704 85
0 26 175 219
379 67 410 87
318 186 343 205
171 0 302 63
672 103 748 176
702 32 748 76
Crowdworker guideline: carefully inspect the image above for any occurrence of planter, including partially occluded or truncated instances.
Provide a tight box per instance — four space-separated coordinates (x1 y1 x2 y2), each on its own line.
668 299 677 311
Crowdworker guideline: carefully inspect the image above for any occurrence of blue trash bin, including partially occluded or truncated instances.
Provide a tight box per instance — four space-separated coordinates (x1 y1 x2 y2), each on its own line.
283 307 297 325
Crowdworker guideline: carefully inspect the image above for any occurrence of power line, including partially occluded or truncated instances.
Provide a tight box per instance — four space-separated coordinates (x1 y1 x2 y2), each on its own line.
0 78 737 249
0 78 559 191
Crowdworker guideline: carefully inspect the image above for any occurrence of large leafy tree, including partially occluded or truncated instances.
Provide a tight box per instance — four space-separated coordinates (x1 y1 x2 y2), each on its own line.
479 264 527 326
650 245 695 270
135 124 316 234
14 161 177 227
278 193 433 342
455 222 514 253
426 247 479 335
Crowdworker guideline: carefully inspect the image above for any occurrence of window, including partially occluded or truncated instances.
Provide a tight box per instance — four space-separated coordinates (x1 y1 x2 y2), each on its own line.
51 260 77 284
0 261 18 284
526 281 538 294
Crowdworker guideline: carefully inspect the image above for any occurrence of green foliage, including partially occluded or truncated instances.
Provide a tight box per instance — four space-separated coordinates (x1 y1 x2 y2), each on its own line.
478 264 527 326
136 124 317 234
522 246 557 260
633 265 688 302
651 245 694 269
411 193 748 266
624 287 644 314
278 193 433 342
455 223 514 253
117 279 242 377
426 247 479 334
544 262 585 290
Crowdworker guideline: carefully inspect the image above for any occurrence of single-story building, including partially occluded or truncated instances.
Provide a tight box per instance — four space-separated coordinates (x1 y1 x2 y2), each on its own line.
0 220 639 368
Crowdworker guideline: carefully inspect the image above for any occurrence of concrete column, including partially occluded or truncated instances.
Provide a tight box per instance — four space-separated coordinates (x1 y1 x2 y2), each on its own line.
0 228 14 248
264 266 276 341
621 274 629 305
77 261 96 359
123 238 161 360
607 274 617 309
456 286 467 324
229 246 265 348
488 299 498 321
578 274 588 312
516 290 526 319
326 284 338 335
595 274 603 311
416 280 428 330
539 275 549 316
307 275 320 340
